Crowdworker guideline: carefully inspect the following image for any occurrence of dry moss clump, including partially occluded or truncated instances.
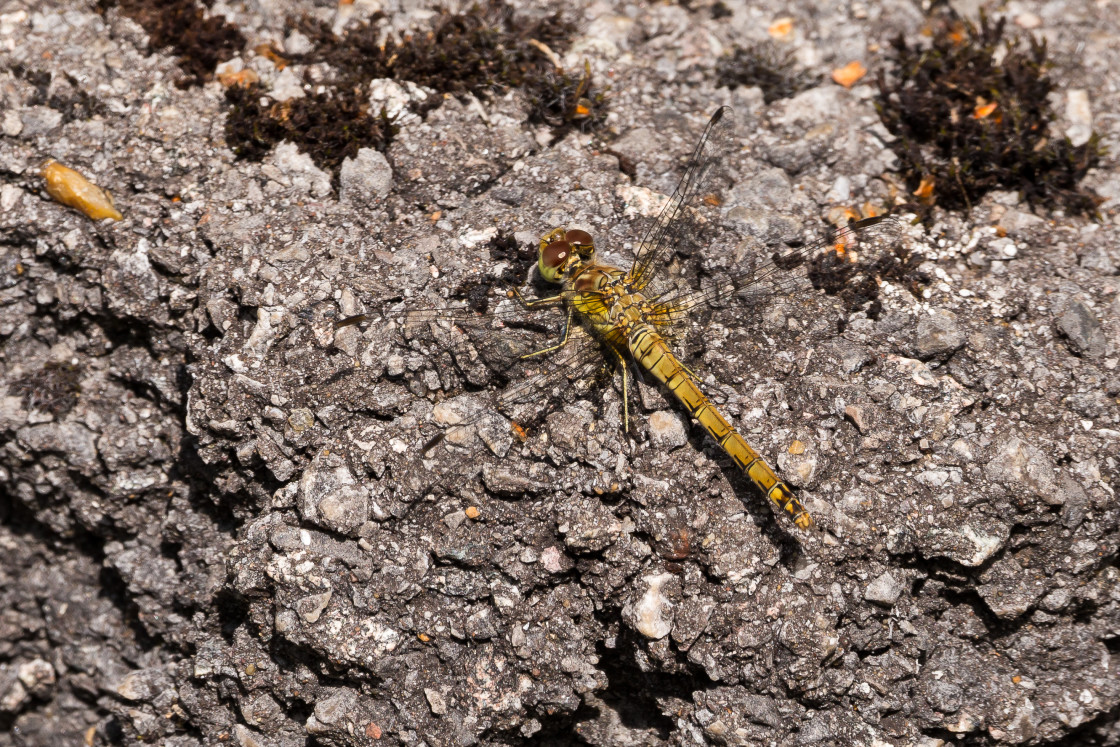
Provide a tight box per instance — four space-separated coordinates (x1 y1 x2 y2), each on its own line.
224 85 396 184
100 0 245 88
716 42 821 104
223 2 607 181
876 12 1104 218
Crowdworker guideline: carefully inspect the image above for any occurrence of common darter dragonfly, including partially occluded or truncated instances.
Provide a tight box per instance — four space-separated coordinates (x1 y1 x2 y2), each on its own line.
342 106 903 529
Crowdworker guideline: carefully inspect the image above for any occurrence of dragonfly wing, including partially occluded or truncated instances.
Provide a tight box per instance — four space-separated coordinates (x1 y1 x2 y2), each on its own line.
424 325 613 454
354 287 619 442
647 214 908 321
627 106 736 291
496 324 609 413
330 288 574 389
423 325 610 456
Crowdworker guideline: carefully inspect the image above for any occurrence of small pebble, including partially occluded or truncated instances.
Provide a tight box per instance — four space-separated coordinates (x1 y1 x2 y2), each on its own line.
296 590 332 623
864 571 902 606
288 407 314 433
425 688 448 715
844 405 868 432
1065 90 1093 147
339 148 394 204
1057 301 1106 358
648 410 687 450
914 309 965 358
627 573 674 639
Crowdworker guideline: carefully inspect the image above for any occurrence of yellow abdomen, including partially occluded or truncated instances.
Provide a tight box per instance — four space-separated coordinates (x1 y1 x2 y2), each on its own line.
627 324 813 529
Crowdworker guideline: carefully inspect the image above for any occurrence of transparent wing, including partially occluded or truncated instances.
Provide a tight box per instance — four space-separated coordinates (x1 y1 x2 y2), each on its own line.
338 288 621 433
337 288 579 328
496 324 613 415
626 106 736 291
646 215 908 323
421 324 613 454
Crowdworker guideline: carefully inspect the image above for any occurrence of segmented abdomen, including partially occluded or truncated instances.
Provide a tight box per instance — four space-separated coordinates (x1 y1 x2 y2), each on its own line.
628 324 813 529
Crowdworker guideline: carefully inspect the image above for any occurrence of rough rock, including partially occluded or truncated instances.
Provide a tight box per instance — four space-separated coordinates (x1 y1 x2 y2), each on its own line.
1 1 1118 745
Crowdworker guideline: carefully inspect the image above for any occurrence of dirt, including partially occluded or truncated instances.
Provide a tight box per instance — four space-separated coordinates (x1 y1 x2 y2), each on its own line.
0 1 1117 746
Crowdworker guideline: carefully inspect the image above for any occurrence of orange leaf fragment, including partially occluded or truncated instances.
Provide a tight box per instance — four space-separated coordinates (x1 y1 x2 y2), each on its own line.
217 68 259 88
973 100 998 119
788 440 805 455
914 175 935 201
768 17 794 39
826 205 862 227
42 160 123 221
254 43 289 70
831 61 867 88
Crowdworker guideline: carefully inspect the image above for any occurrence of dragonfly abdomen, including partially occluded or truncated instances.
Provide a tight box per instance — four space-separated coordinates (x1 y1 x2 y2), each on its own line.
627 325 813 530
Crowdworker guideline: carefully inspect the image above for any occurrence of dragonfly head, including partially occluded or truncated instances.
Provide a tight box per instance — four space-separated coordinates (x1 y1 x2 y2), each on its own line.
538 228 595 284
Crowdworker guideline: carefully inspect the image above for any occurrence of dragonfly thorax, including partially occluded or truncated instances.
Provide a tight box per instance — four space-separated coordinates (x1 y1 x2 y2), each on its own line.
538 227 595 283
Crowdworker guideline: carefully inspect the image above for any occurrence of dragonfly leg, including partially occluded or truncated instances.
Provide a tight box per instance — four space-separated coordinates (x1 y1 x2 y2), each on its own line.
678 359 704 384
510 288 565 310
520 306 574 359
614 348 630 433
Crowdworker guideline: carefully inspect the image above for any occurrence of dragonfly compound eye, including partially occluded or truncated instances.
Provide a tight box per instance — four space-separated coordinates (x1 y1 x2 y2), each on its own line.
565 229 594 253
539 240 571 282
543 240 571 267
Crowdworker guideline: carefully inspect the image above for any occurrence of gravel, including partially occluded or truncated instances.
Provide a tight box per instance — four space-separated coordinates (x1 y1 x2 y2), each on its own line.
339 147 394 205
1 0 1118 745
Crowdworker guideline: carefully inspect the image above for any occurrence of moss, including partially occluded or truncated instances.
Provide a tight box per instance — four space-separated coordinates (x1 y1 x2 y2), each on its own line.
10 362 82 417
100 0 245 88
716 42 821 104
225 2 606 183
224 84 396 186
524 61 609 134
300 3 540 95
290 1 606 131
876 12 1105 219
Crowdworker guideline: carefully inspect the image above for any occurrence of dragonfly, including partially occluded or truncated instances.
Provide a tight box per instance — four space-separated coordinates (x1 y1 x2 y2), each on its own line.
344 106 902 530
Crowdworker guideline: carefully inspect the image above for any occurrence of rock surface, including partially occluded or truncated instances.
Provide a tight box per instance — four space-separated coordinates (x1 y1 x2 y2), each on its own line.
0 1 1118 746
